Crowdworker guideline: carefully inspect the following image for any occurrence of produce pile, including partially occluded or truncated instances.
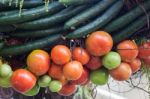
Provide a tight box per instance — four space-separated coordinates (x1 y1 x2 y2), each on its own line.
0 0 150 98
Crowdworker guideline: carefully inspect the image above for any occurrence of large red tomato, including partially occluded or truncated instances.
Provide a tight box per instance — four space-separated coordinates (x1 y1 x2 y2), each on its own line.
11 69 36 93
73 47 90 65
117 40 138 62
27 50 50 76
110 63 132 81
51 45 71 65
86 31 113 56
128 58 141 73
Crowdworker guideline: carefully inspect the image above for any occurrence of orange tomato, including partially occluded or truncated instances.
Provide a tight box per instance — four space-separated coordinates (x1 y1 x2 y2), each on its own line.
63 61 83 80
128 58 141 73
27 50 50 76
117 40 138 62
72 47 90 65
51 45 71 65
86 31 113 56
59 75 68 86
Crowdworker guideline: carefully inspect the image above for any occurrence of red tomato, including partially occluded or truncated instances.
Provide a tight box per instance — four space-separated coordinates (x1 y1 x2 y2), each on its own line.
63 61 83 80
85 56 102 70
58 84 77 96
11 69 36 93
51 45 71 65
128 58 141 73
27 50 50 76
73 47 90 65
143 56 150 66
86 31 113 56
71 68 89 85
138 41 150 59
110 63 132 81
117 40 138 62
59 75 68 86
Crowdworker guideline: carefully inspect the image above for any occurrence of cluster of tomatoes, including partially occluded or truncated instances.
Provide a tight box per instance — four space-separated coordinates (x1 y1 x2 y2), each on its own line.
0 31 149 97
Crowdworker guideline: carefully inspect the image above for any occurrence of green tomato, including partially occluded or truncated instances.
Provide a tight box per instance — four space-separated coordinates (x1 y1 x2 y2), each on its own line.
49 80 62 92
0 64 12 78
90 69 109 85
102 51 121 70
23 85 40 96
38 75 51 87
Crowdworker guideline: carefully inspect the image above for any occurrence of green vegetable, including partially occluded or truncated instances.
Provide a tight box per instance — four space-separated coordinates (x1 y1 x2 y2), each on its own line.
0 25 16 32
59 0 99 5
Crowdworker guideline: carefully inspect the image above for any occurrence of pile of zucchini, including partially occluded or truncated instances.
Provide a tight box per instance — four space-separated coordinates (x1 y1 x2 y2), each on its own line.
0 0 149 56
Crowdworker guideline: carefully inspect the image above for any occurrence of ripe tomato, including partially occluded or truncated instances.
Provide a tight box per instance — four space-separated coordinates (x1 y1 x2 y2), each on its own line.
27 50 50 76
85 56 102 70
117 40 138 62
58 83 77 96
86 31 113 56
59 75 68 86
48 63 63 80
143 56 150 66
63 61 83 80
51 45 71 65
11 69 36 93
73 47 90 65
71 68 89 85
138 41 150 59
110 63 132 81
128 58 141 73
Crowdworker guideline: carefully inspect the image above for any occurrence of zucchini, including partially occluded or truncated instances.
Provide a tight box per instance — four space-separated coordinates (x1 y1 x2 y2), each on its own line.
64 0 117 29
0 41 4 50
113 12 150 44
0 34 62 56
104 0 150 32
59 0 99 5
65 0 124 39
0 2 65 25
16 5 88 30
0 25 16 32
9 26 64 38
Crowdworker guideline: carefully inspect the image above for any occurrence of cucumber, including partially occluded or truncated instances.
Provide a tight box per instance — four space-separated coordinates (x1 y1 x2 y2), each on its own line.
0 34 62 56
0 41 4 50
16 5 88 30
65 0 124 39
9 26 64 38
64 0 117 29
113 12 150 44
104 0 150 32
0 10 19 16
59 0 99 5
0 25 16 32
0 2 65 25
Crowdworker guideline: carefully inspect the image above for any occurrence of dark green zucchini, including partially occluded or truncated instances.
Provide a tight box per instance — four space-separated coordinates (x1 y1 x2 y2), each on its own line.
16 5 88 30
0 34 62 56
0 25 16 32
59 0 99 5
0 2 65 25
65 0 124 39
64 0 116 29
10 26 64 38
104 0 150 32
113 12 150 44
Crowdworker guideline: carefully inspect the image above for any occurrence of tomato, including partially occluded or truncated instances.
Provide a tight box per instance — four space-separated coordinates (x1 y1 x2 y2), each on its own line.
38 75 51 87
48 63 63 80
0 64 12 78
85 56 102 70
71 68 89 85
138 41 150 59
58 83 77 96
11 69 36 93
27 50 50 76
0 72 12 88
63 61 83 80
110 63 132 81
49 80 62 92
128 58 141 73
143 56 150 66
86 31 113 56
59 75 68 86
72 47 90 65
51 45 71 65
117 40 138 62
23 85 40 96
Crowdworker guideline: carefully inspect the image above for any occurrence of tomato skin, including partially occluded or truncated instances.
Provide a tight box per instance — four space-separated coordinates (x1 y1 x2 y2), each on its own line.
143 56 150 66
110 63 132 81
138 42 150 59
128 58 141 73
51 45 71 65
58 84 77 96
73 47 90 65
11 69 36 93
27 50 50 76
63 61 83 80
85 56 102 70
86 31 113 56
59 75 68 86
117 40 138 62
